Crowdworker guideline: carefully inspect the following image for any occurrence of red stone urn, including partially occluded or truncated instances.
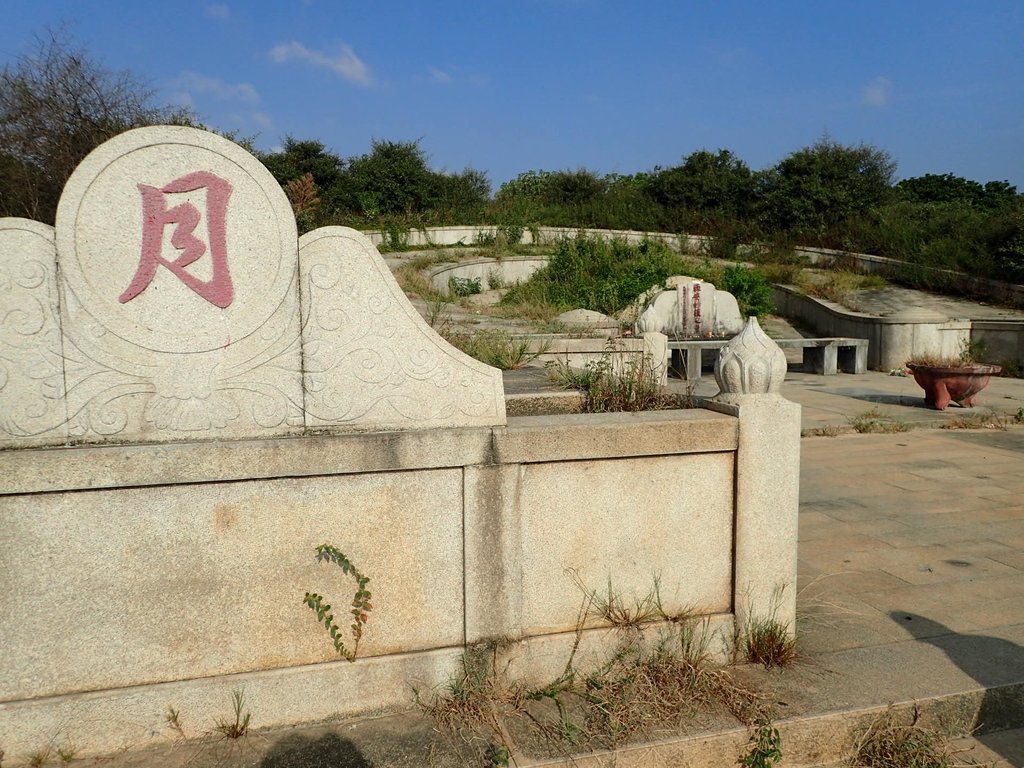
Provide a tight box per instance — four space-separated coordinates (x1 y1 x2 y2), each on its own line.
906 363 1002 410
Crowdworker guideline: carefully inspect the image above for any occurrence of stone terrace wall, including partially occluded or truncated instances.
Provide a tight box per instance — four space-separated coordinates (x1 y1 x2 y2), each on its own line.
0 408 777 755
773 285 971 370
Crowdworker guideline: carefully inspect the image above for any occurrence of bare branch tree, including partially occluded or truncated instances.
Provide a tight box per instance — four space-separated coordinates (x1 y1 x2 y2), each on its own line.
0 29 195 222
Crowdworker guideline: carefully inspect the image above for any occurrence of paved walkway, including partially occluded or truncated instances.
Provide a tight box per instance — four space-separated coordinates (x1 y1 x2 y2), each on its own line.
795 427 1024 766
849 283 1024 321
676 367 1024 435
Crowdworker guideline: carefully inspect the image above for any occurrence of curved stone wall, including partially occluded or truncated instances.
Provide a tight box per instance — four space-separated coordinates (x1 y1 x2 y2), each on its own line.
773 285 971 370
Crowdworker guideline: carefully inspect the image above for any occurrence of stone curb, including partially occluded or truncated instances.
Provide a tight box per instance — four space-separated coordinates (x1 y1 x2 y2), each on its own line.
519 683 1024 767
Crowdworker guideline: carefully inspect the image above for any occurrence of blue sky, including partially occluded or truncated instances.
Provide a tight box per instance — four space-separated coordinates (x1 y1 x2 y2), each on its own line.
2 1 1022 192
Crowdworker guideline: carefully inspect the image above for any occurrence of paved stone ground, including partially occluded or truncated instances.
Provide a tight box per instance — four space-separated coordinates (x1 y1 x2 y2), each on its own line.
851 284 1024 321
672 345 1024 435
793 427 1024 767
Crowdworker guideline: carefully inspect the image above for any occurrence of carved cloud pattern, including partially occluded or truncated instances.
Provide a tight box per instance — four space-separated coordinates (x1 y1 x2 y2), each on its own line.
299 227 505 430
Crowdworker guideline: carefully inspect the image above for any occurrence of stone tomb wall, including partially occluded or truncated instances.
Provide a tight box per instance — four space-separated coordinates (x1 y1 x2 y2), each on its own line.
0 127 800 758
0 409 782 756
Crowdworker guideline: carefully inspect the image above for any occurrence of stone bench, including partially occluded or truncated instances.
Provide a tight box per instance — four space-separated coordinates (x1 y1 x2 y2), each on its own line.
668 337 869 381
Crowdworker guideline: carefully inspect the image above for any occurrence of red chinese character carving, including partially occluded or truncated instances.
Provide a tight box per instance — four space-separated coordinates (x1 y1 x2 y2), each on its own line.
119 171 234 308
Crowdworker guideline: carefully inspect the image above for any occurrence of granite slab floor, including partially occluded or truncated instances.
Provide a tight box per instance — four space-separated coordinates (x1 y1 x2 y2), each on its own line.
794 427 1024 766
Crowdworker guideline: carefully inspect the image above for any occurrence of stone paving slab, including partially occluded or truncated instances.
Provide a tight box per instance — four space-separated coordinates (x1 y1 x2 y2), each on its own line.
852 284 1024 321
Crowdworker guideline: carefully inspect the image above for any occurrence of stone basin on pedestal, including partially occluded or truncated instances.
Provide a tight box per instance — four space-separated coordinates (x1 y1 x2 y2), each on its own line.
906 363 1002 410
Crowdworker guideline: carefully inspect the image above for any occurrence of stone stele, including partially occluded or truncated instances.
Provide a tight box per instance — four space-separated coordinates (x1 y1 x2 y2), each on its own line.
635 275 743 338
53 126 305 444
298 226 505 430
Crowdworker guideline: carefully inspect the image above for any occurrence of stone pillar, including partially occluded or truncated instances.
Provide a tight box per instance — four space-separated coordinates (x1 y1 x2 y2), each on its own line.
641 331 669 386
706 317 801 639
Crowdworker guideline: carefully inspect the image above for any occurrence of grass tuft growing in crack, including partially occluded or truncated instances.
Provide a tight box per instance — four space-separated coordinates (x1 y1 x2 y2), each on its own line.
214 688 251 740
418 578 771 764
849 407 909 434
850 706 958 767
741 586 797 669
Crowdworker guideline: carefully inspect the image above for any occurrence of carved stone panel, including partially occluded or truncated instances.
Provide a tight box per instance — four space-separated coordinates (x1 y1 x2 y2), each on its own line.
299 227 506 430
54 127 304 443
0 219 68 447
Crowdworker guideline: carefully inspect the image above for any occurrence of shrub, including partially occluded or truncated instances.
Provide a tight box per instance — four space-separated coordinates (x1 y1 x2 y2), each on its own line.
448 275 482 297
501 236 686 316
547 343 686 412
447 329 546 370
721 265 775 316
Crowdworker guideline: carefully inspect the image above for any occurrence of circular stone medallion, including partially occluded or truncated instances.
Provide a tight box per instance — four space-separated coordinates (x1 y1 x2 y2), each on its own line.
56 126 297 354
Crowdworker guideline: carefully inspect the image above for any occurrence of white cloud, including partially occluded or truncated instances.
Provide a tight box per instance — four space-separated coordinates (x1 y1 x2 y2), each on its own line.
269 40 374 87
204 3 230 19
172 71 260 103
862 76 892 107
167 91 194 109
430 68 452 84
251 112 273 129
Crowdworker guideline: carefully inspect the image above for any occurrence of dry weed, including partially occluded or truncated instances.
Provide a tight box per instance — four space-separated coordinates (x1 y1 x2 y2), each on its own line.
941 411 1008 430
850 706 961 767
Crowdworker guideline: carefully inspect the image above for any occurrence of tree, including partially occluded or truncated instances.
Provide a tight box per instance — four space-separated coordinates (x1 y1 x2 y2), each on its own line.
433 168 490 220
259 137 345 190
539 169 607 207
344 139 438 217
896 173 1017 211
0 31 193 222
896 173 985 206
759 139 896 239
647 149 755 230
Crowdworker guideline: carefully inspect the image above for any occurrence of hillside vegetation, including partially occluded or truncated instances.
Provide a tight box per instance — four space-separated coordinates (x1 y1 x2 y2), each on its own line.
2 33 1021 288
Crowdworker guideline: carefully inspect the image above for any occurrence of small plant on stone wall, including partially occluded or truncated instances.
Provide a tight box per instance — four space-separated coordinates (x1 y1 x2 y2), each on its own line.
380 222 409 251
419 577 769 764
739 717 783 768
487 268 506 290
446 328 548 370
304 543 372 662
741 587 797 669
214 688 251 739
166 705 187 739
499 223 525 245
547 341 682 412
849 706 955 767
475 229 498 246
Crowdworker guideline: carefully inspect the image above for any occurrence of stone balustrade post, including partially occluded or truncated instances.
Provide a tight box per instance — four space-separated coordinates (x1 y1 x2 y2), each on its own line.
705 317 801 641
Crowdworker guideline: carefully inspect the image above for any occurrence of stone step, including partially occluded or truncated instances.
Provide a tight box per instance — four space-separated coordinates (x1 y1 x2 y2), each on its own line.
520 685 1024 767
